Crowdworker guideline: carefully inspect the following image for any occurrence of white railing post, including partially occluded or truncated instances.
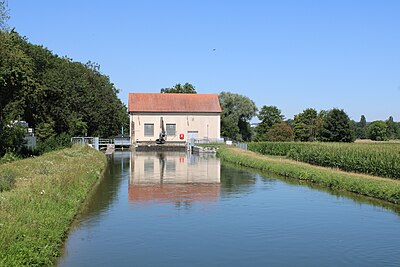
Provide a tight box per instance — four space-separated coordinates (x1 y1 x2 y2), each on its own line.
93 137 99 150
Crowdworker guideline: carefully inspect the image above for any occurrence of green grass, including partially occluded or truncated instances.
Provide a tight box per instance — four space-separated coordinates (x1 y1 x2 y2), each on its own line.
248 142 400 179
217 146 400 204
0 145 106 267
0 170 16 192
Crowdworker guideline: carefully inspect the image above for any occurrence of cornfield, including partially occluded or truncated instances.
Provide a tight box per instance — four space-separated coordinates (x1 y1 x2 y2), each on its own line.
248 142 400 179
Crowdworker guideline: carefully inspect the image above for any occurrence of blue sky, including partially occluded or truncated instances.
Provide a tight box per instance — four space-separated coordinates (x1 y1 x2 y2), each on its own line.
8 0 400 121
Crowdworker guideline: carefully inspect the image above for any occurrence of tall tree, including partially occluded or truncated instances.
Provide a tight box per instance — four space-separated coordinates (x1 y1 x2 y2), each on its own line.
293 108 318 142
386 116 399 139
161 83 197 94
319 108 354 142
0 30 34 156
255 105 284 141
315 110 328 141
219 91 257 141
355 115 367 139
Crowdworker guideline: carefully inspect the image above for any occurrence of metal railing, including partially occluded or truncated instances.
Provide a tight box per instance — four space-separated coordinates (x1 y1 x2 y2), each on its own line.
193 138 225 144
71 137 96 145
235 143 248 150
71 137 130 150
99 138 114 145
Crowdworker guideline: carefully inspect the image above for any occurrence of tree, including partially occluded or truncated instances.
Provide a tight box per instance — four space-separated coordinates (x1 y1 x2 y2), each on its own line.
0 30 35 156
35 120 56 140
161 83 197 94
355 115 367 139
367 121 388 141
398 123 400 139
255 105 284 141
265 122 294 141
385 116 399 139
319 108 354 142
68 115 88 136
359 115 367 128
0 29 129 156
0 122 26 156
315 110 328 141
293 108 318 141
0 0 9 31
219 91 257 141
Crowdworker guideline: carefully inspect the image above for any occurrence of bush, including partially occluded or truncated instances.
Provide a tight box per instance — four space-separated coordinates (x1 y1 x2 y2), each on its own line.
36 133 72 154
0 152 21 164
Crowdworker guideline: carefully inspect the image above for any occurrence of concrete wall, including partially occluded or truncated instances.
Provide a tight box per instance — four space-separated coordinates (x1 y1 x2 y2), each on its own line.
130 112 220 144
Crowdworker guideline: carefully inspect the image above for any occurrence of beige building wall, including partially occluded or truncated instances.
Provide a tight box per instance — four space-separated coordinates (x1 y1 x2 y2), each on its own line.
130 113 220 143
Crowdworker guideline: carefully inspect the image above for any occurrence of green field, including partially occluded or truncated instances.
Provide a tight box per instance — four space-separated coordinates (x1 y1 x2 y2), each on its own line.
0 145 106 267
248 142 400 179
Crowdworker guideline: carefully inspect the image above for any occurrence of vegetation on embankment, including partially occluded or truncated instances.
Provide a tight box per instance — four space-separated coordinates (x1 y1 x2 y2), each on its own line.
217 146 400 204
248 142 400 180
0 145 106 267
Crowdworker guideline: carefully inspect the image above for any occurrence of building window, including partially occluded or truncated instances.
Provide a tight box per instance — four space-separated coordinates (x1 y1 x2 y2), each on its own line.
166 124 176 136
144 123 154 136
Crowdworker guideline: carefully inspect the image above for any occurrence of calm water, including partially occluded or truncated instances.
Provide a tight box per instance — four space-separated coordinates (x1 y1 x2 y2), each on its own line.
57 151 400 267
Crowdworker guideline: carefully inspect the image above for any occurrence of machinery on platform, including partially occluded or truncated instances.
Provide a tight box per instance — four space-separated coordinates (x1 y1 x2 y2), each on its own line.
156 117 167 144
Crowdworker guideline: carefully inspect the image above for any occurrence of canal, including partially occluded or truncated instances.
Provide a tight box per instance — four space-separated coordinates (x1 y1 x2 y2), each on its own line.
57 151 400 267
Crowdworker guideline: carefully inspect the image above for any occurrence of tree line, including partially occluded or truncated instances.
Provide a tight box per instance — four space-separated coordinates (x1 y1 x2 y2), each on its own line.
0 28 128 157
219 92 400 142
159 84 399 143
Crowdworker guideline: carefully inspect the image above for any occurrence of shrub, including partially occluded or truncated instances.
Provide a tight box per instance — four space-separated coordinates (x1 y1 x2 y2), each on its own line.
0 152 21 164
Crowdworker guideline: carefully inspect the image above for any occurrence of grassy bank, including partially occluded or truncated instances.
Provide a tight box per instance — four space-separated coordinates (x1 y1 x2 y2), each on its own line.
218 146 400 204
0 145 106 267
248 142 400 179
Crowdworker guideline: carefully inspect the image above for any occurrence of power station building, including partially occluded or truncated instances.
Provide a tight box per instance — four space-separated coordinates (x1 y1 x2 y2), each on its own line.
128 93 222 145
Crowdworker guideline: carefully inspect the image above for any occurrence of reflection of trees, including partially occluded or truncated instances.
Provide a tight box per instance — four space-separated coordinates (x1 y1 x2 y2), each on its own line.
220 163 257 196
78 152 130 221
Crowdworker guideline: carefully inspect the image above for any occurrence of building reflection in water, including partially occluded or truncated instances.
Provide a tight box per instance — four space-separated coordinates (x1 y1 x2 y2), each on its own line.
129 152 221 205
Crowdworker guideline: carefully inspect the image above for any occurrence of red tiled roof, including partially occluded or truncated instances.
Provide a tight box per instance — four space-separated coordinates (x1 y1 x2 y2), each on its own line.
128 93 222 113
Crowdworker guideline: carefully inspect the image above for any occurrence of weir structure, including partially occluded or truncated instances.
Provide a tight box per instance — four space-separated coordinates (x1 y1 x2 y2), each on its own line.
70 136 228 153
71 137 131 150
